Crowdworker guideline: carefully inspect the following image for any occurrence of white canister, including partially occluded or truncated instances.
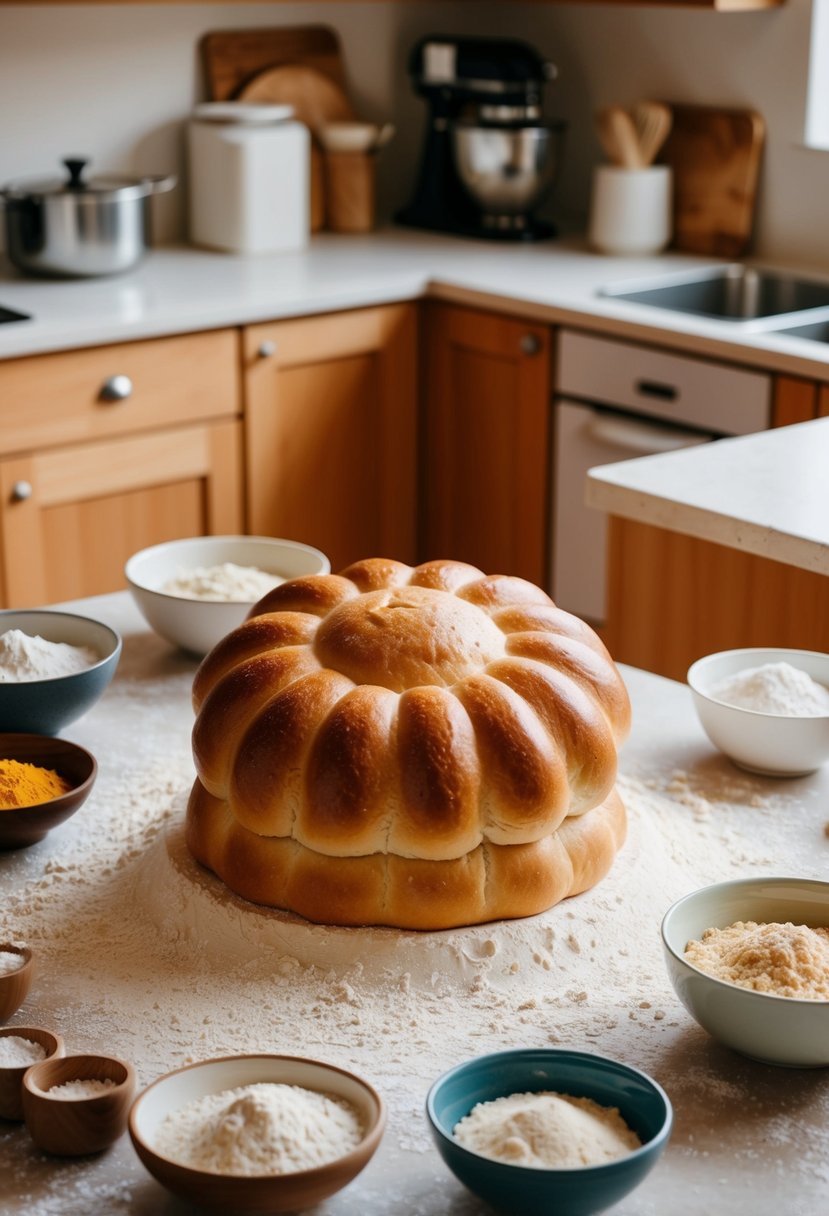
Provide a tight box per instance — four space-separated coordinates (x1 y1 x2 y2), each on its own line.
588 164 672 256
188 103 310 254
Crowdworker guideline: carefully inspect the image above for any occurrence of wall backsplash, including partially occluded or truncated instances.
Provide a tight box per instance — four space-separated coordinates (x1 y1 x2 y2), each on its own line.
0 0 824 269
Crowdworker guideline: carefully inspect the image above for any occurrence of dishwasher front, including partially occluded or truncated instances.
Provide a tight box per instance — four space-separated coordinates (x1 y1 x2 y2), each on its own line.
550 329 772 625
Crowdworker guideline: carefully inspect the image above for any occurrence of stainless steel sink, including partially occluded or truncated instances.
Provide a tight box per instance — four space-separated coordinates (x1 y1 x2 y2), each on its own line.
600 264 829 322
767 318 829 343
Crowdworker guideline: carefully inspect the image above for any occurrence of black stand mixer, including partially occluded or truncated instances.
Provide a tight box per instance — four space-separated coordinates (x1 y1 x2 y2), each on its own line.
397 35 564 242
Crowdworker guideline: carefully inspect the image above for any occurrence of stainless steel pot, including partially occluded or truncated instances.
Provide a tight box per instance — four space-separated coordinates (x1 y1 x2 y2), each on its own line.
1 158 176 278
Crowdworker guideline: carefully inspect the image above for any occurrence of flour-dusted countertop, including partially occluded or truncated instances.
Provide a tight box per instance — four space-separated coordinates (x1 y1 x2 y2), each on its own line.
5 229 829 378
1 592 828 1216
586 415 829 576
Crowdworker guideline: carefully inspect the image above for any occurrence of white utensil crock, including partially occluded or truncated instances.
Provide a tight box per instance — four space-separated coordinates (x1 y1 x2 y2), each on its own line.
588 164 672 256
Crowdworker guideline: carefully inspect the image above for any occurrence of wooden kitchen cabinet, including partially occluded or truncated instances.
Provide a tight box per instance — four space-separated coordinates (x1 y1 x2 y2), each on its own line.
420 302 551 586
243 303 418 573
772 373 829 426
602 370 829 681
0 330 243 607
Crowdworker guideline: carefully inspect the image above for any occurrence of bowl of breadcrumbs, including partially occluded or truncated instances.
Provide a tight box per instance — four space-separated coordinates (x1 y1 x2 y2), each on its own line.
662 876 829 1067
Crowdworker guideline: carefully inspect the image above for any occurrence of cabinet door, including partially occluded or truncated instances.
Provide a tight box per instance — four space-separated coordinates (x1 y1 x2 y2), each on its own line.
244 304 417 573
603 518 829 682
0 420 242 607
601 370 829 680
421 302 551 585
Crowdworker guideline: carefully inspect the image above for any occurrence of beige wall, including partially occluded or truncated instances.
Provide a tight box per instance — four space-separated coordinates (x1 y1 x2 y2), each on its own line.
0 1 822 267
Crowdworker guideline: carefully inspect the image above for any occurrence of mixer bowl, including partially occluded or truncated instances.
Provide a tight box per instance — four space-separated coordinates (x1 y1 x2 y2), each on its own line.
452 123 564 217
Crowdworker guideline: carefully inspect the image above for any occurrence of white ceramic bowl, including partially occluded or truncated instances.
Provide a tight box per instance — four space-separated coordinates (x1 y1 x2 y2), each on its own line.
125 536 330 657
129 1054 386 1213
687 647 829 776
662 877 829 1068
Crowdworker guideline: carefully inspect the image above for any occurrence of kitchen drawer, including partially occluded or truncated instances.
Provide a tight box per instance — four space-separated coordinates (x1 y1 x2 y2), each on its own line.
556 330 770 436
0 329 240 455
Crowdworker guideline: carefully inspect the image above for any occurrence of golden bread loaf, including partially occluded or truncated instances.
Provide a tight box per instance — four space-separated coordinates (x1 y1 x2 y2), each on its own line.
186 557 631 929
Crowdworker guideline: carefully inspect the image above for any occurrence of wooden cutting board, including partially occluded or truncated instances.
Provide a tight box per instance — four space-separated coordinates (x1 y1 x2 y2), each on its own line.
201 27 355 234
200 25 349 103
238 65 356 234
660 104 766 258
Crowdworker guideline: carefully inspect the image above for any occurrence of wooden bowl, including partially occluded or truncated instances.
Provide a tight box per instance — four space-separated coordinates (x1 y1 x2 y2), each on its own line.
0 1026 64 1121
128 1054 386 1213
0 735 97 850
0 943 34 1020
22 1053 136 1155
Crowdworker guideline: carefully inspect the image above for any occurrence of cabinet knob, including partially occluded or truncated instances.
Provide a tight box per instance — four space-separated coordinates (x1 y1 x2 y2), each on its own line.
11 480 32 502
257 341 277 359
519 333 542 356
99 374 133 402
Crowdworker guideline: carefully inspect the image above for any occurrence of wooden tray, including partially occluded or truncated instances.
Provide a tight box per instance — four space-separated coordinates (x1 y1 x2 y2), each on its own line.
660 104 766 258
200 25 349 102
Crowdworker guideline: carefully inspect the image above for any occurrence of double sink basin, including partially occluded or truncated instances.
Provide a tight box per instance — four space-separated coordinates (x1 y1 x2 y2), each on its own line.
600 264 829 342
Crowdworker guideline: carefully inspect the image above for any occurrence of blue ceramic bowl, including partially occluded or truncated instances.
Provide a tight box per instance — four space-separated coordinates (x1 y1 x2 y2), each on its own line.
0 610 121 735
426 1049 672 1216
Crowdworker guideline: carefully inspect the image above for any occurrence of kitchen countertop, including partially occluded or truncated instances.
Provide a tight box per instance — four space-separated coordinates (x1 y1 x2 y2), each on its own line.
5 228 829 378
1 592 828 1216
586 414 829 575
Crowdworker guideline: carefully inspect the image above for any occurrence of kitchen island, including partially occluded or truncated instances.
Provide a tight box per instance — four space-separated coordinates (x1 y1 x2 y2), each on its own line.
0 593 827 1215
587 414 829 576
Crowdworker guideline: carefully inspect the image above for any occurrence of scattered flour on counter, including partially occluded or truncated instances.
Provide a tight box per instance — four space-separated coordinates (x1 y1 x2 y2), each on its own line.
154 1082 364 1175
161 563 284 603
709 661 829 716
2 648 829 1213
0 630 98 682
453 1090 641 1168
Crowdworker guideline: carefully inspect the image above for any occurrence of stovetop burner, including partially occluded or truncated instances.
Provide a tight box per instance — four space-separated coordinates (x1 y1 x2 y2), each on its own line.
0 304 30 324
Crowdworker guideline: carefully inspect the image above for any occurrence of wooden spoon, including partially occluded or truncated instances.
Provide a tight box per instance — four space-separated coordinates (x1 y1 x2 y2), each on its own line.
632 101 673 167
595 106 644 169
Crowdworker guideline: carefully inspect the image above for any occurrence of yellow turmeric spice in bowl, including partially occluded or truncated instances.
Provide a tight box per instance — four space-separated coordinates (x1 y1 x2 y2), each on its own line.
0 759 71 809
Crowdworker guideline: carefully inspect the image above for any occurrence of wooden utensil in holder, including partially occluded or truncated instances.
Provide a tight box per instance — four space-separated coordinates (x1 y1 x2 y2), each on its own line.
324 150 376 233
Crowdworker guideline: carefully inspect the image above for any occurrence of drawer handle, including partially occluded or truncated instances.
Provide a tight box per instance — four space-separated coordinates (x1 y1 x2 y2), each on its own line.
99 374 133 403
520 333 542 356
257 341 277 359
11 480 32 502
634 378 678 401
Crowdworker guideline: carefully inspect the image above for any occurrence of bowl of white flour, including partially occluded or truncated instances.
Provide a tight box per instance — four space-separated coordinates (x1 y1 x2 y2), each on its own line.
125 535 330 656
687 647 829 776
0 609 121 735
426 1047 672 1216
128 1053 385 1212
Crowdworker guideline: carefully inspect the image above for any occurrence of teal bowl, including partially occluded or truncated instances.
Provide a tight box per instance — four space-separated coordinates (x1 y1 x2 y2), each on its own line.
0 610 121 735
426 1049 672 1216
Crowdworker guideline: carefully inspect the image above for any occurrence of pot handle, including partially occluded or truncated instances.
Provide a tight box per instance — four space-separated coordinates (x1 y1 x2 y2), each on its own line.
141 174 177 196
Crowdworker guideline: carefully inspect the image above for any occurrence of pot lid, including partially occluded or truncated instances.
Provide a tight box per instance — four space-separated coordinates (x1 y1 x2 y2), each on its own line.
2 158 167 201
192 102 295 125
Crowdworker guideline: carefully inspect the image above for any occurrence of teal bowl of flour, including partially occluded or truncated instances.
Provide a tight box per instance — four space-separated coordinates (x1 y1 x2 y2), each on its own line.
426 1048 672 1216
0 610 122 735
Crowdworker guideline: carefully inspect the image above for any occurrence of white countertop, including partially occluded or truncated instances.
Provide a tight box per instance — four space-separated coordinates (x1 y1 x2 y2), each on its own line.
586 415 829 576
5 229 829 378
1 593 828 1216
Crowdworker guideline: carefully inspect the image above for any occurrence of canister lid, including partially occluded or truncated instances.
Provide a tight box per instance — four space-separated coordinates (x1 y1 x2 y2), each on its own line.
192 102 295 125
